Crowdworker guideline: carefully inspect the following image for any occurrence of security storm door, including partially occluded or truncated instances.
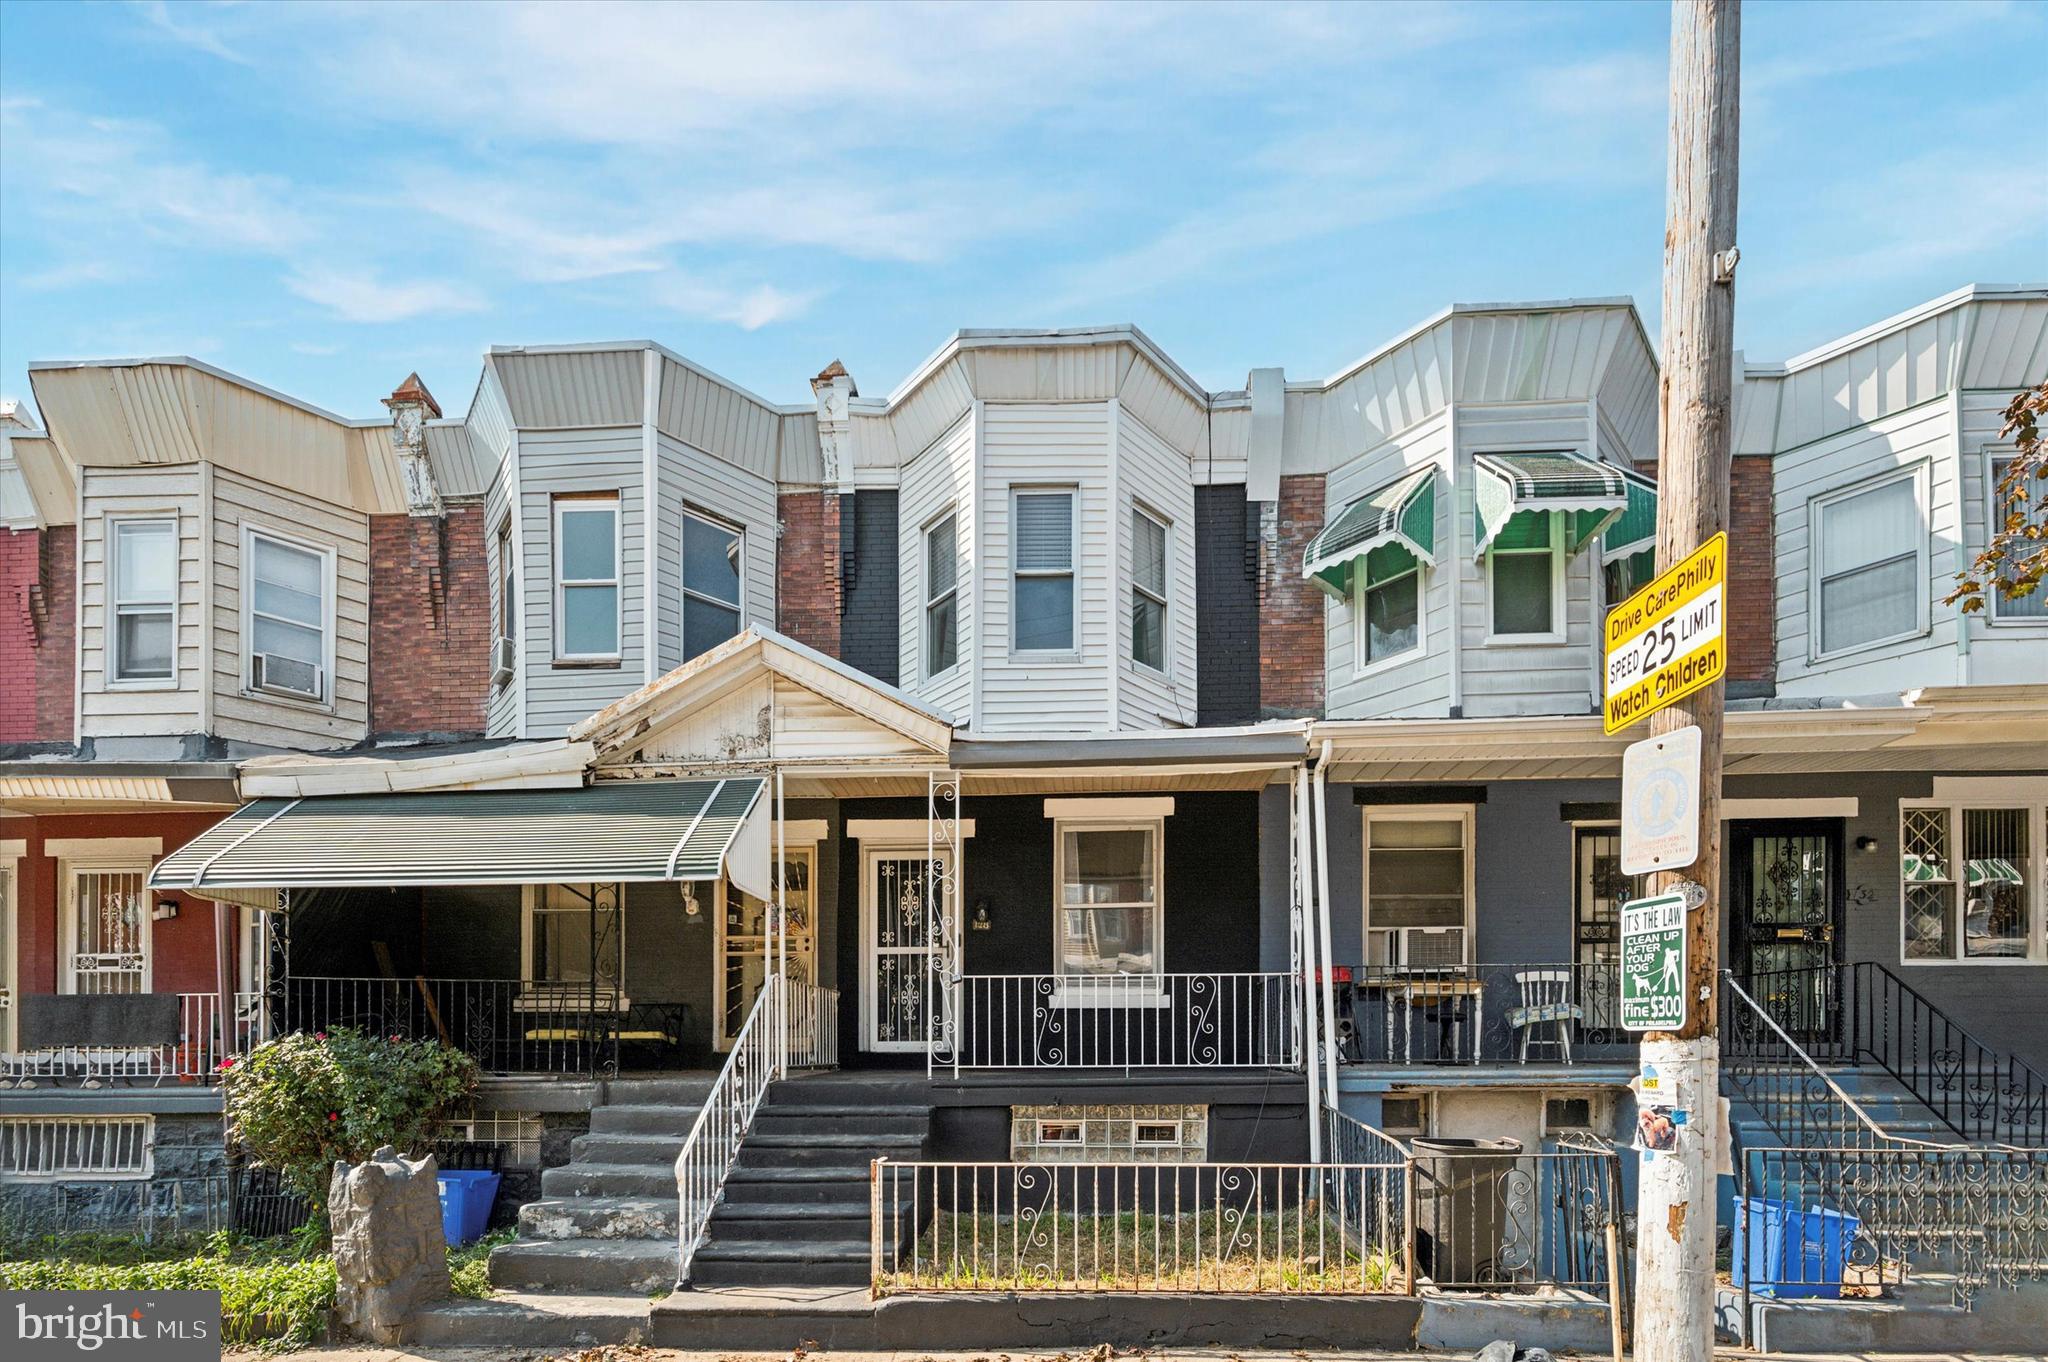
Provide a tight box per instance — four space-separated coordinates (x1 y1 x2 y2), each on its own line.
861 849 952 1053
1729 821 1843 1043
61 866 153 994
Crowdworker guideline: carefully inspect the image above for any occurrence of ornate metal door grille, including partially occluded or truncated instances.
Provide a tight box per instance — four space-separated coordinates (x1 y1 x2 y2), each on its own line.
1731 822 1842 1043
67 870 149 995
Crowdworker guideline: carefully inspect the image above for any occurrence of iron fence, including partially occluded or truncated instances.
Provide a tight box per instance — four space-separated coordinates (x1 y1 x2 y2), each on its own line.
278 976 625 1077
948 972 1300 1070
1340 962 1635 1066
0 992 266 1086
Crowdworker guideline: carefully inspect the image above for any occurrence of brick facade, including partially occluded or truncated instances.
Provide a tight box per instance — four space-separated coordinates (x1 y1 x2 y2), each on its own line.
368 505 489 738
1 525 76 746
1258 475 1326 719
1727 455 1776 690
841 489 900 686
1195 485 1258 726
776 491 840 659
0 527 38 743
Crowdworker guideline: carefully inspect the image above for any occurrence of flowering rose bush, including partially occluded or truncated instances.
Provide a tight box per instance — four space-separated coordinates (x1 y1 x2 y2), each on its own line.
224 1028 479 1212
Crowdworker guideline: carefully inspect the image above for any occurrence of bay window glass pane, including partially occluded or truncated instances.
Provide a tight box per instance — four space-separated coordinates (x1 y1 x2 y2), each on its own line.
252 614 322 667
1492 552 1553 634
1365 570 1419 662
1015 493 1073 571
252 538 323 626
926 516 957 596
559 507 616 581
1962 807 2030 958
684 599 741 661
1132 594 1165 669
562 584 619 655
1819 555 1916 652
1062 828 1155 905
683 515 742 607
927 594 958 674
115 522 173 602
1991 459 2047 619
116 611 172 679
1016 575 1074 651
1133 512 1166 596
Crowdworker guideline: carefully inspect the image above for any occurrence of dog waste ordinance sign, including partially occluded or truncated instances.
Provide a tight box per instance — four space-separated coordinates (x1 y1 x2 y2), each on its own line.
1620 891 1688 1032
1602 532 1727 734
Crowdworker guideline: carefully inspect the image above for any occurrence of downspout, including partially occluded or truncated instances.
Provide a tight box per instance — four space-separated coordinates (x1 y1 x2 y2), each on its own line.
1313 739 1340 1116
1294 764 1323 1161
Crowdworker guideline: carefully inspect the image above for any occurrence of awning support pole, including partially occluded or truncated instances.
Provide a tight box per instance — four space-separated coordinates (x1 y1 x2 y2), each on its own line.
1295 764 1324 1163
1314 740 1341 1115
775 767 787 1079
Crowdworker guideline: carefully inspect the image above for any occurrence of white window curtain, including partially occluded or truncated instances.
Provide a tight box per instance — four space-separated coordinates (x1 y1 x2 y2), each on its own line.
1817 475 1920 654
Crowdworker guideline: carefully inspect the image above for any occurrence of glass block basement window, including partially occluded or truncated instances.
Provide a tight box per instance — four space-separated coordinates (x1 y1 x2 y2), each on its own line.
1010 1105 1208 1163
0 1117 154 1180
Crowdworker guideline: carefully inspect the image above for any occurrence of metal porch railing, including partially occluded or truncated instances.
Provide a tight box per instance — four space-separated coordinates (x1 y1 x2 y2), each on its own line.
1339 961 1635 1066
0 992 266 1086
947 971 1300 1070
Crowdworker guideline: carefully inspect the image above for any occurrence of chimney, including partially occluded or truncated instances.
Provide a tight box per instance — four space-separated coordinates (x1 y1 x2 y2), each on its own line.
382 373 444 518
811 360 857 497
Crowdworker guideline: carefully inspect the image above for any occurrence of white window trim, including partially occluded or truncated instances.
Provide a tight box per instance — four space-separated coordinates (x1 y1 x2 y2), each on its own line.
923 506 962 681
1052 817 1166 1005
240 523 337 709
1484 511 1567 645
551 495 622 663
1 844 21 1054
495 514 517 646
1130 503 1171 677
1361 804 1477 968
681 504 746 660
1352 553 1429 678
57 859 155 995
518 884 630 1007
1983 449 2048 629
1130 1117 1184 1146
1010 485 1079 660
1807 462 1931 664
1035 1118 1085 1144
107 516 179 690
1897 799 2045 967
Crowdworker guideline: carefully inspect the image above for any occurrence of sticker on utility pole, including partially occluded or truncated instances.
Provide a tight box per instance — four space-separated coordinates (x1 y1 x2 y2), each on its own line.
1602 532 1727 734
1621 724 1701 876
1620 891 1688 1032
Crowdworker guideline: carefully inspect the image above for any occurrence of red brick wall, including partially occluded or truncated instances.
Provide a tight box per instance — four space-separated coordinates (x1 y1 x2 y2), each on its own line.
776 491 841 658
1727 455 1776 685
1259 475 1326 718
368 506 489 737
1 526 75 745
0 528 38 743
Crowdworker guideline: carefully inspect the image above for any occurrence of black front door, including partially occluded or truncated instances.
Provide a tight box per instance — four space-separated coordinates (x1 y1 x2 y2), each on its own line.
1729 820 1844 1044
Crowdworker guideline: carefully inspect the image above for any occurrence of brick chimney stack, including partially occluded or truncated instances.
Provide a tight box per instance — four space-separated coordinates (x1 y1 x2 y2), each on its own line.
811 360 857 497
382 372 444 518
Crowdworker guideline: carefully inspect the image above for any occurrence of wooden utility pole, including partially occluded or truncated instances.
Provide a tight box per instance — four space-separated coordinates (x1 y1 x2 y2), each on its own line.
1635 3 1739 1360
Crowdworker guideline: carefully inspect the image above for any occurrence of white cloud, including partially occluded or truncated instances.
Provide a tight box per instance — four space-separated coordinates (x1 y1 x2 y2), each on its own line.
286 270 487 323
651 274 820 330
137 0 255 66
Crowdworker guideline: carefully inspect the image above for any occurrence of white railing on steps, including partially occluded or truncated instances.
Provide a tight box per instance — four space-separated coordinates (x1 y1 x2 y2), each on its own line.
674 973 785 1284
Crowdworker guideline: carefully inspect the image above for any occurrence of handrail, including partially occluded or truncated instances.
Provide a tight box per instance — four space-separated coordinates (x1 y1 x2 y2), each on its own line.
1851 961 2048 1147
674 973 783 1284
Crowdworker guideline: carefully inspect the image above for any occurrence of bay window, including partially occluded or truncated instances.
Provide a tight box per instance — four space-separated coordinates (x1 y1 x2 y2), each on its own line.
1811 467 1926 657
1131 506 1169 672
553 495 620 661
924 510 959 676
1364 807 1473 967
1013 489 1075 653
681 508 743 662
110 519 176 684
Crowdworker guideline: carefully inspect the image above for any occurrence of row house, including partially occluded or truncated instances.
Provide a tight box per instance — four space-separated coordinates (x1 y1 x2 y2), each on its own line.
0 287 2042 1299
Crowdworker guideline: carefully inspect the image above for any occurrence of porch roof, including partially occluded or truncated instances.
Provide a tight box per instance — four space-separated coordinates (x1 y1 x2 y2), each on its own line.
148 777 765 891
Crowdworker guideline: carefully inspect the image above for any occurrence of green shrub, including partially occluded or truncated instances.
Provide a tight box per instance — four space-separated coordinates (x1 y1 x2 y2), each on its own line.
224 1027 478 1211
0 1249 336 1348
447 1227 515 1299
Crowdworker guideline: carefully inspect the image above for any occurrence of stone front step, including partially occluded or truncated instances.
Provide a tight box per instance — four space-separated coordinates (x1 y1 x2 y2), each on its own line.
409 1291 652 1348
751 1107 929 1138
590 1103 700 1137
689 1237 871 1287
519 1195 678 1240
541 1162 675 1199
569 1132 685 1166
489 1236 678 1294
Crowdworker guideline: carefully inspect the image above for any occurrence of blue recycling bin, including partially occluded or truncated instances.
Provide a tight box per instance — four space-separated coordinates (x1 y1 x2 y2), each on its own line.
435 1169 502 1247
1733 1197 1860 1298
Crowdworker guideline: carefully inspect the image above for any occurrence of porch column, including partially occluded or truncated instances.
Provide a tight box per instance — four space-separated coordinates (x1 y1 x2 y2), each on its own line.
1294 764 1324 1161
213 896 236 1066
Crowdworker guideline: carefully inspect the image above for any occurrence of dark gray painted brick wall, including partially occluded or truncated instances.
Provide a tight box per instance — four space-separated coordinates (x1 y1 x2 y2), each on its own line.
1195 485 1257 726
841 489 899 686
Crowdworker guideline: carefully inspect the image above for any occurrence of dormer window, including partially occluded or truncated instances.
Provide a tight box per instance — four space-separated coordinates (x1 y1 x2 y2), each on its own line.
553 495 620 662
924 510 959 677
681 508 743 662
1013 488 1075 654
1131 507 1168 672
110 519 175 684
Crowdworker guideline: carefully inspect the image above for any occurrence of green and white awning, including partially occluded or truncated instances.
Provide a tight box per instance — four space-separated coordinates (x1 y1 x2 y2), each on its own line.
149 778 767 891
1966 858 2024 887
1901 853 1947 883
1473 450 1630 557
1601 467 1660 563
1301 466 1436 599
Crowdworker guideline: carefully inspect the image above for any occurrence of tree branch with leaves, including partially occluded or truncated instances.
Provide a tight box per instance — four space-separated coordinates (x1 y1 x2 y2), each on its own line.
1947 382 2048 614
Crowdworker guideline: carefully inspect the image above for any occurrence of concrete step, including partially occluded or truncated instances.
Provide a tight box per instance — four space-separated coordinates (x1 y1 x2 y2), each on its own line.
763 1076 932 1107
590 1103 700 1136
603 1077 715 1105
410 1291 652 1348
689 1239 871 1288
751 1109 929 1138
489 1237 679 1294
570 1132 684 1166
736 1141 908 1171
720 1171 872 1204
742 1130 924 1151
519 1195 678 1240
542 1162 675 1199
707 1209 870 1241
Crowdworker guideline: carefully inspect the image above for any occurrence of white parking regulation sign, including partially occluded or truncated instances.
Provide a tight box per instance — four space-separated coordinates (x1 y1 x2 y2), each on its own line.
1621 724 1700 876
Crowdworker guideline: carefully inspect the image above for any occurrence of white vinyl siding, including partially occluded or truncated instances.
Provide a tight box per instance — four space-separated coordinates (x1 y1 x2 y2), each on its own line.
108 519 176 685
1114 406 1198 726
77 466 204 738
553 496 621 661
898 411 976 722
1809 466 1928 660
519 426 644 734
653 429 776 675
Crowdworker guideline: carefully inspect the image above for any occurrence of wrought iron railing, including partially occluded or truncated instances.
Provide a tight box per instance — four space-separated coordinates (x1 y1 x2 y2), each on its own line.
1339 962 1634 1066
276 976 625 1077
1722 972 1924 1154
786 981 840 1070
0 992 266 1086
1745 962 2048 1148
948 972 1300 1070
676 972 783 1284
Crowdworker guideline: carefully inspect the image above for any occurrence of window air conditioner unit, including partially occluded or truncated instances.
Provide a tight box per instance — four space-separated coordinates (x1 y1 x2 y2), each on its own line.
251 652 322 701
492 636 517 687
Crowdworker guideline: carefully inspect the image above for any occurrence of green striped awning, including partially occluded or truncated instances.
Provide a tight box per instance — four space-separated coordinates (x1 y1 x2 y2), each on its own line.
1474 450 1629 557
1302 466 1436 599
1601 467 1660 564
149 778 765 891
1901 853 1948 883
1966 858 2024 887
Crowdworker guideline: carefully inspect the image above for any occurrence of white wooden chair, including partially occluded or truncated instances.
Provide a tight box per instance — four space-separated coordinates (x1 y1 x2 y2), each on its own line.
1508 969 1582 1062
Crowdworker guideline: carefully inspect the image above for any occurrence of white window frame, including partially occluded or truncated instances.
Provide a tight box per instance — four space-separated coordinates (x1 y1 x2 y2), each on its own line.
1484 511 1566 645
240 524 337 708
1 843 21 1054
518 883 629 1007
1352 552 1429 678
923 507 961 680
1897 799 2045 966
1036 1118 1085 1145
1807 463 1930 663
551 494 622 663
1984 449 2048 629
495 514 517 646
1361 804 1477 968
1130 503 1171 675
1011 486 1078 659
107 516 178 689
1052 817 1166 1004
680 505 746 661
1130 1117 1183 1147
57 859 155 994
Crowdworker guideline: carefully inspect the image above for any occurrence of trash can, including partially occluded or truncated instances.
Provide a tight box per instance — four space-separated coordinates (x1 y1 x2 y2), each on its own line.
1733 1197 1860 1299
1411 1136 1524 1286
435 1169 502 1247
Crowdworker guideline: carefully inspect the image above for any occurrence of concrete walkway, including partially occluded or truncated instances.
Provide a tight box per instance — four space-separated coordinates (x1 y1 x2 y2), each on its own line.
230 1348 2048 1362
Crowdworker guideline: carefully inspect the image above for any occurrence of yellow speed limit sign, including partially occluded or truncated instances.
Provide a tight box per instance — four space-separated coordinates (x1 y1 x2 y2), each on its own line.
1603 531 1727 734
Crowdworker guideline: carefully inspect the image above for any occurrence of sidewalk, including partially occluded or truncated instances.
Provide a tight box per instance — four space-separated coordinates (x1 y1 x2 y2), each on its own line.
228 1348 2048 1362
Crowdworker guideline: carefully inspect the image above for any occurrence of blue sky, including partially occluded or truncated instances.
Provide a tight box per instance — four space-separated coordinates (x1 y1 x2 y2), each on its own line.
2 0 2043 420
